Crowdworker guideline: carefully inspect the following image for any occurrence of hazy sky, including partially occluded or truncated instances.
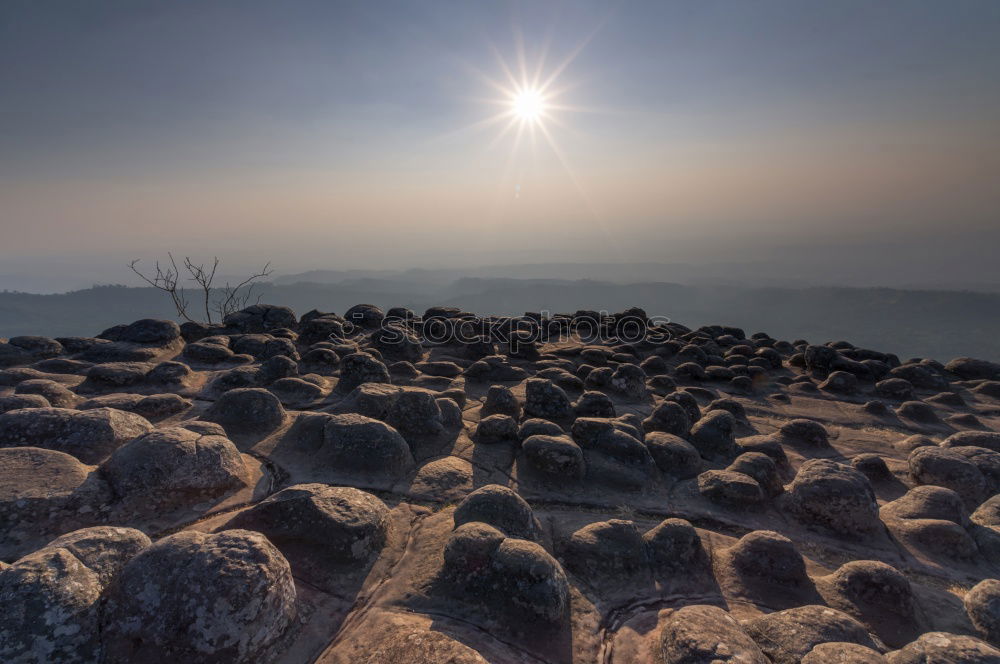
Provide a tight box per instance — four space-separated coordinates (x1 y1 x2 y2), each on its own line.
2 0 999 290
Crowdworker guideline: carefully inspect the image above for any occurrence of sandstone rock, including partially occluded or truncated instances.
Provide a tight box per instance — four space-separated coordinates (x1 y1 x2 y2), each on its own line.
0 394 50 414
851 453 893 482
778 418 830 447
821 370 859 394
645 431 702 479
784 459 880 536
0 407 152 464
223 304 297 333
726 530 808 585
802 643 887 663
442 525 569 624
203 387 286 434
522 434 585 478
642 400 691 436
344 303 385 330
563 519 648 577
475 414 519 444
227 484 389 563
697 469 764 506
820 560 921 647
965 579 1000 646
0 447 111 555
886 632 1000 663
941 431 1000 453
453 484 540 541
876 378 915 401
269 377 325 406
945 357 1000 381
370 322 423 363
896 400 941 424
481 384 521 418
101 529 297 663
744 604 880 664
0 527 150 663
643 518 706 571
101 426 249 507
573 390 616 417
524 378 572 419
13 379 78 408
881 485 967 525
609 363 647 400
908 446 989 509
321 414 414 479
385 389 443 437
688 410 738 461
727 452 783 497
659 605 768 664
361 627 489 664
337 352 391 393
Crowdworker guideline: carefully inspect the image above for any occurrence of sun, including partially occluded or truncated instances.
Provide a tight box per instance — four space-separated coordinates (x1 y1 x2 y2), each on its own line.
511 87 546 123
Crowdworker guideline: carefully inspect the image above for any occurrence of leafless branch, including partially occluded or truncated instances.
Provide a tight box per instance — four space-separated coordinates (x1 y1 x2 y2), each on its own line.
214 262 273 321
183 256 220 324
129 253 194 322
129 255 272 325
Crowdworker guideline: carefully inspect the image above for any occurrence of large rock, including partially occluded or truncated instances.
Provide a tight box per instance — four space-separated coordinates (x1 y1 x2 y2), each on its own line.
362 626 490 664
725 530 809 586
524 378 572 419
441 523 568 624
820 560 921 647
688 410 738 462
887 632 1000 663
100 426 249 508
744 604 880 664
941 431 1000 453
522 434 585 479
203 387 287 434
643 518 707 572
645 431 702 479
784 459 880 537
965 579 1000 646
945 357 1000 381
320 414 414 479
908 447 990 509
344 303 385 330
0 407 153 464
0 448 112 558
453 484 540 541
642 400 691 436
0 526 149 664
659 604 768 664
563 519 648 577
803 643 887 663
370 322 423 363
337 352 391 393
223 304 297 333
100 529 297 664
117 319 181 344
697 469 765 506
226 484 389 564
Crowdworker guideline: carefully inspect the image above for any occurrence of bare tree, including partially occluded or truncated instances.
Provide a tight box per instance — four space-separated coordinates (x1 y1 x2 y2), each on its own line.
214 262 273 321
129 253 194 322
182 256 219 324
130 254 273 325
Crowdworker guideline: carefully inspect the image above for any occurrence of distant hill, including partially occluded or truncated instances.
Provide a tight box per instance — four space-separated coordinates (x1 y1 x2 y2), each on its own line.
1 280 999 362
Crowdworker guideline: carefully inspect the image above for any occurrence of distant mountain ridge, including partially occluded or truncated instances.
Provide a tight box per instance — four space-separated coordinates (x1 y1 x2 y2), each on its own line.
1 279 999 362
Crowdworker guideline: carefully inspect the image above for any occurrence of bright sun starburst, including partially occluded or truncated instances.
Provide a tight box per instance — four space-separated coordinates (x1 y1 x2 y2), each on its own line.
446 24 610 223
511 87 546 123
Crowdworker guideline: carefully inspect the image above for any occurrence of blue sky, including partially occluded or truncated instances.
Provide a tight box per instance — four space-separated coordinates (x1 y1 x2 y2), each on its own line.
1 0 999 288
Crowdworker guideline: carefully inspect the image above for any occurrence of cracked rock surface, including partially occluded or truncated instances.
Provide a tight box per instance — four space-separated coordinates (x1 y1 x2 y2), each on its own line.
1 304 1000 662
